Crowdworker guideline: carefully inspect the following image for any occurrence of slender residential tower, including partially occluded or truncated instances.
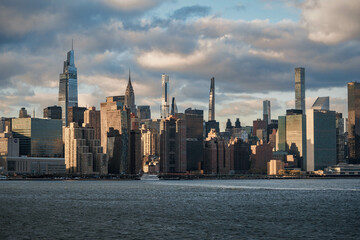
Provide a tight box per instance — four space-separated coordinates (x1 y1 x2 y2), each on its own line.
125 69 136 115
208 77 215 121
295 67 305 113
161 74 170 119
170 97 178 116
58 41 78 126
263 100 271 124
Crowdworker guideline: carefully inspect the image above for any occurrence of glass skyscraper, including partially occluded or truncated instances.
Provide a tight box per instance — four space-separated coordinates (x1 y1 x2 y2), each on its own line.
58 45 78 126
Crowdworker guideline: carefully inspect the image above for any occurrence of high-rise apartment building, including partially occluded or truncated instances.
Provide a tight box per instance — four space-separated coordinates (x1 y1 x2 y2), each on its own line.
125 69 136 115
161 74 170 119
263 100 271 124
208 77 215 121
347 82 360 164
58 45 78 126
204 129 231 174
63 122 108 174
295 67 305 113
84 107 101 140
159 116 187 173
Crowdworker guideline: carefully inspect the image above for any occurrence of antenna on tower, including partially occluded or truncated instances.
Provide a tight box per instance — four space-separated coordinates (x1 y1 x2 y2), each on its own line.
72 38 73 51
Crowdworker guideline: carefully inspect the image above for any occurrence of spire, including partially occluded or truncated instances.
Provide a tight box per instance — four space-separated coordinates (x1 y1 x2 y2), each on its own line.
72 38 73 51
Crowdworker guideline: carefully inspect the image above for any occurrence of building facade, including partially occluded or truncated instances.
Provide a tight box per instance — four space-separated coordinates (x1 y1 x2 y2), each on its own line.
137 105 151 120
159 116 187 173
43 106 62 119
347 82 360 164
306 109 336 171
185 108 203 172
84 106 101 140
12 118 63 157
64 122 108 175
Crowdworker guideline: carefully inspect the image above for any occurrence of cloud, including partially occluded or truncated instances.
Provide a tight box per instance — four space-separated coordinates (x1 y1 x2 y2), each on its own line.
103 0 165 12
170 5 211 20
302 0 360 44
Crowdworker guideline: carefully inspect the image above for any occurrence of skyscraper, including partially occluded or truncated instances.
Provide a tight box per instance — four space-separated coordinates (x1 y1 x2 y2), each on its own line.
312 97 329 110
347 82 360 164
125 69 136 115
263 100 271 124
161 74 169 119
58 43 78 126
170 97 178 116
208 77 215 121
295 67 305 113
306 108 336 171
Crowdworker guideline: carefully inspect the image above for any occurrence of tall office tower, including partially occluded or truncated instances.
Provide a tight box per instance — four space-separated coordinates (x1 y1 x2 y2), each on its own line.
170 97 178 116
84 106 101 140
19 107 29 118
12 118 63 157
58 44 78 126
125 69 136 115
286 109 306 170
185 108 204 171
263 100 271 124
208 77 215 121
137 105 151 120
336 113 345 163
347 82 360 164
161 74 170 119
204 129 231 174
64 122 108 175
43 106 62 119
312 96 329 110
295 67 305 113
306 108 336 171
159 116 187 173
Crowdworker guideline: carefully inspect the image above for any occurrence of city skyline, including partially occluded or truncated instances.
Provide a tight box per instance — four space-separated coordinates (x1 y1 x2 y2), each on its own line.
0 0 358 127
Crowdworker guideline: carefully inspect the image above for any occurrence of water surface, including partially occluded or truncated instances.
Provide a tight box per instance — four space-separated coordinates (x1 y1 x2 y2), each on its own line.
1 179 359 239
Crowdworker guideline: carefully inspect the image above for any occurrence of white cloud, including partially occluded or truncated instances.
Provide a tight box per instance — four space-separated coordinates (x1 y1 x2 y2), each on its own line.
102 0 164 12
302 0 360 44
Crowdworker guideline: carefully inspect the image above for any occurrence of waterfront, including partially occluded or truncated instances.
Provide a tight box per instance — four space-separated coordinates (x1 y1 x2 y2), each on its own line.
1 179 359 239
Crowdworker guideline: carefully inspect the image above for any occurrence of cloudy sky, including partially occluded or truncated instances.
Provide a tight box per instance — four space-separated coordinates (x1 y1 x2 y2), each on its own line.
0 0 359 129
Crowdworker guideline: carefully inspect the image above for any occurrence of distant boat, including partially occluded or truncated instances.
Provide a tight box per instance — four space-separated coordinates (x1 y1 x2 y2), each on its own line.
0 175 7 180
140 174 159 181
